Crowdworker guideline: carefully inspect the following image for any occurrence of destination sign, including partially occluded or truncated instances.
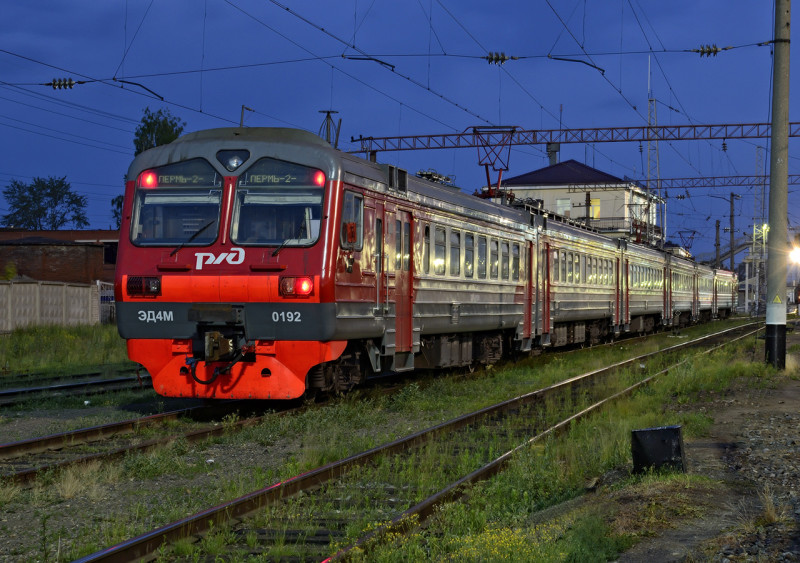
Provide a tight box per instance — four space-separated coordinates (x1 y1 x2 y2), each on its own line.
138 158 221 188
241 157 324 187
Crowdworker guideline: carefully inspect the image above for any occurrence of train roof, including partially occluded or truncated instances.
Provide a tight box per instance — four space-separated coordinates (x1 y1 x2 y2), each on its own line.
126 127 339 181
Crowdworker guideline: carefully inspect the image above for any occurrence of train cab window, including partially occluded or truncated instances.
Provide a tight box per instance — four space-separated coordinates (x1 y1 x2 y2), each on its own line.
434 226 446 275
465 233 475 278
478 236 487 279
512 243 520 281
450 230 461 276
395 220 402 270
501 241 509 279
337 192 363 250
231 157 325 248
423 225 430 274
490 240 499 279
131 158 222 246
403 222 411 271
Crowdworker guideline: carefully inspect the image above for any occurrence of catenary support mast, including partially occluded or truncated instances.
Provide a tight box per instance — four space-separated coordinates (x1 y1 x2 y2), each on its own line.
765 0 791 368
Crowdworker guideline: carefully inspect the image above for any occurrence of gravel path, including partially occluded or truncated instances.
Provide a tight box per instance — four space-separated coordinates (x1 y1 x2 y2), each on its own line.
619 355 800 562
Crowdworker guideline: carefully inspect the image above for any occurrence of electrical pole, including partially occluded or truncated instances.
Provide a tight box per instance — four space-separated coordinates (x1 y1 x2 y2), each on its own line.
730 192 740 271
765 0 791 369
715 220 721 268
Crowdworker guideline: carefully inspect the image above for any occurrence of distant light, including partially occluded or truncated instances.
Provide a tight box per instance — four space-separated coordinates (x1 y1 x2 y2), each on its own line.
790 247 800 264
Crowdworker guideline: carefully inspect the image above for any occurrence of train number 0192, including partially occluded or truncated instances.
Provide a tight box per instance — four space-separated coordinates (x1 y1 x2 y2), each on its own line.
272 311 302 323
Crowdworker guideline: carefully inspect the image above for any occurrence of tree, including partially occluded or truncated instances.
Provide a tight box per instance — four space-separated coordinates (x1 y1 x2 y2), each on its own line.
133 107 185 156
111 194 124 229
1 176 88 230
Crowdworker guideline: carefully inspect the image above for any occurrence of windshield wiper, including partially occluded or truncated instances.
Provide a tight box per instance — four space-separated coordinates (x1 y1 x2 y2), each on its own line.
272 222 306 257
170 219 216 256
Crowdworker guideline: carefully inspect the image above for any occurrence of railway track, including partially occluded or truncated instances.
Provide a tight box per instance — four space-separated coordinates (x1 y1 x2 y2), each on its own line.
73 321 763 562
0 372 152 407
0 402 290 485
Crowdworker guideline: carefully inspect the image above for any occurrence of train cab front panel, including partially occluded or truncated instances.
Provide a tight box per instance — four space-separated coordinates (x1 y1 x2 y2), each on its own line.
115 131 348 399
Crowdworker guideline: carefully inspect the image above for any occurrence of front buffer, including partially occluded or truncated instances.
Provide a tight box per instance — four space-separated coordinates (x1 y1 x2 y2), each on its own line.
128 338 347 400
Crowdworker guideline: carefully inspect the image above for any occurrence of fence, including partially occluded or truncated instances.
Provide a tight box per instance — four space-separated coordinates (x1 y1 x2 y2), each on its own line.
0 280 114 332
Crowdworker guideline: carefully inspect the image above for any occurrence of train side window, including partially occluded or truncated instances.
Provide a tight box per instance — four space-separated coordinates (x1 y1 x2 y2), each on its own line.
450 230 461 276
395 220 402 270
340 192 363 250
490 240 499 279
567 252 574 283
575 253 581 284
553 250 560 282
561 251 567 283
403 221 411 271
512 243 520 281
465 233 474 278
434 226 446 275
478 236 487 279
375 218 383 273
501 241 509 279
423 225 430 274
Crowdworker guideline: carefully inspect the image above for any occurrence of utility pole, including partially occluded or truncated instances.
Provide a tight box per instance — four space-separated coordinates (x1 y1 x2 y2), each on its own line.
715 220 721 268
730 192 740 270
765 0 791 369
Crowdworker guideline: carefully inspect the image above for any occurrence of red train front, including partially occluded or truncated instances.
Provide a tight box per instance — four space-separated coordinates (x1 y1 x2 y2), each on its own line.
116 128 349 399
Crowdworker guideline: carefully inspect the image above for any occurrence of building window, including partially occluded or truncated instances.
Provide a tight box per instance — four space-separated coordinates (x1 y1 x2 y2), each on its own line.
556 198 571 217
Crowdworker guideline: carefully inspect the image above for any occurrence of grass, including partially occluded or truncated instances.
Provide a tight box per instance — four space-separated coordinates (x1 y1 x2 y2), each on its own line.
355 335 789 561
0 324 132 376
1 317 786 561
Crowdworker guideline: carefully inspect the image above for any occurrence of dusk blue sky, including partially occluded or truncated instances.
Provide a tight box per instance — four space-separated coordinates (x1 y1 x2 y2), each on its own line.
1 1 796 259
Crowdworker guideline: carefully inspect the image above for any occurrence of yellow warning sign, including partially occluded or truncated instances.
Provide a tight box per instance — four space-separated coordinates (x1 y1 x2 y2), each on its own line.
773 295 783 304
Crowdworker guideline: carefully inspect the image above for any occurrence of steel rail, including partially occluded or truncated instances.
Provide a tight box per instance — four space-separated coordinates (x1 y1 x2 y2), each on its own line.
74 321 761 563
330 323 764 559
0 402 253 485
0 374 152 407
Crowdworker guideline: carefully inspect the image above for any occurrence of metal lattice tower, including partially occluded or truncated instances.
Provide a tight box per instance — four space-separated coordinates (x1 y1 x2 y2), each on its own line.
647 95 663 246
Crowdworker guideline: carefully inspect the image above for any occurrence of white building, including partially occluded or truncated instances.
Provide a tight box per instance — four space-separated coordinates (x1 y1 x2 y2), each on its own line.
494 159 663 246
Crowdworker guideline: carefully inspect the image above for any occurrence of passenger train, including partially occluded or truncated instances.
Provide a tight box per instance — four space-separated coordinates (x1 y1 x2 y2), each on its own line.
114 128 737 400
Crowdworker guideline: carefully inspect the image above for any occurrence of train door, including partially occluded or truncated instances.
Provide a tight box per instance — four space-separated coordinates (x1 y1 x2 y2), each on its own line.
663 266 670 327
373 201 386 315
622 258 630 328
394 210 414 360
522 240 534 344
541 241 551 345
712 276 719 318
